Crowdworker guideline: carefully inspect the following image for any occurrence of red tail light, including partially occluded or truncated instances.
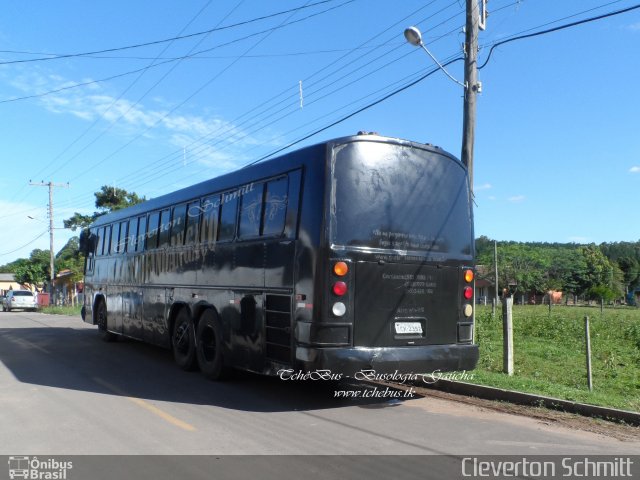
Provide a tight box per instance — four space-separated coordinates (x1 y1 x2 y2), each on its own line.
333 281 347 296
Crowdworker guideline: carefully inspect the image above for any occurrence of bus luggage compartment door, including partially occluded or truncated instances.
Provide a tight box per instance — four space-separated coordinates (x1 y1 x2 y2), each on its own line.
353 262 459 347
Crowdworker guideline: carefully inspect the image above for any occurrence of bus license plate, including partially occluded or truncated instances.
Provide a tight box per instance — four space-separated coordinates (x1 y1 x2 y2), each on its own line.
394 322 423 335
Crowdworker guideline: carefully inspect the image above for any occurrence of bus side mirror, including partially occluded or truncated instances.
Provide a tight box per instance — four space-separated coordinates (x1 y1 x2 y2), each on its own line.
79 229 97 255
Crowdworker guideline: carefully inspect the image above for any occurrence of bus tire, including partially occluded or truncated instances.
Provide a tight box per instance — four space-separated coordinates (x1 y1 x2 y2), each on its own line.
196 309 231 381
96 299 117 342
172 308 197 371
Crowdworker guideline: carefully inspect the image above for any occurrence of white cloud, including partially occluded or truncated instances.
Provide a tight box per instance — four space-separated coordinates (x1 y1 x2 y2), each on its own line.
6 70 261 169
629 166 640 174
508 195 525 203
475 183 492 191
627 22 640 31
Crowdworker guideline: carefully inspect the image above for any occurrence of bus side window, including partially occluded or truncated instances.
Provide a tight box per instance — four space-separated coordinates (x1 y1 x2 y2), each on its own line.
171 204 187 247
127 217 138 252
118 221 128 253
104 225 112 256
218 193 238 242
185 200 201 245
159 209 171 247
147 212 160 249
239 183 264 238
136 215 147 252
111 223 121 255
200 196 219 245
96 227 105 256
262 177 288 236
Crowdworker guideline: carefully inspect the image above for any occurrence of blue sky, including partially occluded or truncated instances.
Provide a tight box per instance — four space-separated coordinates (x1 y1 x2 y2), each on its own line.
0 0 639 263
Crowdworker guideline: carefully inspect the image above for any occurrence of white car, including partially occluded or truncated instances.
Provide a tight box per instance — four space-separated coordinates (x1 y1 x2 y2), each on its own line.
2 290 38 312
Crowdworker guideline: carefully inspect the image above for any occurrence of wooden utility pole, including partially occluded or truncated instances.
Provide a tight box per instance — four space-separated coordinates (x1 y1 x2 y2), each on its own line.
461 0 481 191
29 181 69 300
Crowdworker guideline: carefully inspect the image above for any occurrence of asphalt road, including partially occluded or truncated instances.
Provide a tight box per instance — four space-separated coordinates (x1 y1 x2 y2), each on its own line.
1 311 638 458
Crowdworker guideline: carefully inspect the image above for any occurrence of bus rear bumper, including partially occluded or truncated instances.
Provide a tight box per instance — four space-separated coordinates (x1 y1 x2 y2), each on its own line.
295 344 479 377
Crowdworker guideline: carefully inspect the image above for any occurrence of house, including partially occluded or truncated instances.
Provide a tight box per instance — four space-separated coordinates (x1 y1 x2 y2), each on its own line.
52 269 84 306
474 266 496 305
0 273 32 296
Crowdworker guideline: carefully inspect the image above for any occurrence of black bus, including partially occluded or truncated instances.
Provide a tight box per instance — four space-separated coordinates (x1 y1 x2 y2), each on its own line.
80 134 478 380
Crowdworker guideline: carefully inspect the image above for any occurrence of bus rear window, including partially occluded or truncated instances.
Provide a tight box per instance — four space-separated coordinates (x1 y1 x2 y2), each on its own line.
331 142 472 256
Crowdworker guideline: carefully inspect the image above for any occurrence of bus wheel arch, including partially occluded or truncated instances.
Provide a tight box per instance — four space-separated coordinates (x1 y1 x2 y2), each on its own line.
94 296 117 342
169 304 197 371
196 308 231 381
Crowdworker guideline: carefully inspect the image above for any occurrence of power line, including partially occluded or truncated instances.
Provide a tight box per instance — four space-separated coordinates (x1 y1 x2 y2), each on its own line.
0 44 401 61
243 57 464 167
36 0 218 183
42 0 231 181
0 1 353 105
245 0 640 165
5 1 519 214
111 1 464 191
0 231 48 257
66 0 355 185
0 0 339 66
479 2 640 69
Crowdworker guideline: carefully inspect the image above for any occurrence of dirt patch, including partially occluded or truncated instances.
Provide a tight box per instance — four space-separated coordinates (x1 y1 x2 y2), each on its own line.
381 381 640 442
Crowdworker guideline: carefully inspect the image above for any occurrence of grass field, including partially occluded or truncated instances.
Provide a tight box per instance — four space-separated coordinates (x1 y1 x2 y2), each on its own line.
471 305 640 412
39 305 83 316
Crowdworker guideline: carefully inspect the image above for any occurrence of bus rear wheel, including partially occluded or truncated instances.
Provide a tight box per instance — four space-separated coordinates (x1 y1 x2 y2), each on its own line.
196 310 230 381
172 308 197 371
96 300 117 342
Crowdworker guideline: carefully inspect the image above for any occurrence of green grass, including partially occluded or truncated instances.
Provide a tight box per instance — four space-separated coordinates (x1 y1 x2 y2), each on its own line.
39 305 82 316
470 305 640 412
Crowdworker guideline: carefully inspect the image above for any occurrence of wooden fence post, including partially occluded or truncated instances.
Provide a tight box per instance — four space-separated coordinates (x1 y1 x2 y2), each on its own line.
585 316 593 391
502 294 514 376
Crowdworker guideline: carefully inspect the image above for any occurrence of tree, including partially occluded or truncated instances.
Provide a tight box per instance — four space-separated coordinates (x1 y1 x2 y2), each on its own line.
64 186 145 231
56 237 85 283
12 250 51 287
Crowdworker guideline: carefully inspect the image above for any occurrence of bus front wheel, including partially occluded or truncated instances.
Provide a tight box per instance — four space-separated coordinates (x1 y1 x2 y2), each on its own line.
196 310 230 381
172 308 197 371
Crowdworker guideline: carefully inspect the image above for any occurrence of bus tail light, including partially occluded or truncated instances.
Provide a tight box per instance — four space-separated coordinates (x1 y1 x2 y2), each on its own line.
333 261 349 276
464 269 474 283
330 260 350 318
332 302 347 317
333 281 347 296
463 286 473 300
461 268 474 323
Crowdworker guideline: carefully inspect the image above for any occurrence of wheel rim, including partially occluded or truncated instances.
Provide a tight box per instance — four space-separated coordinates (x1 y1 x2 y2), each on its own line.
200 325 217 362
174 322 191 354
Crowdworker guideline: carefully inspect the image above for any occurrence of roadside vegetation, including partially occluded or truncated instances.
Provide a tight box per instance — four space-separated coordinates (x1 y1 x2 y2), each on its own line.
39 305 82 316
471 305 640 412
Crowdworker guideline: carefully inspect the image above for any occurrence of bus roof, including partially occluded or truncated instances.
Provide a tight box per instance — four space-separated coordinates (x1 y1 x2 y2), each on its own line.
89 134 461 228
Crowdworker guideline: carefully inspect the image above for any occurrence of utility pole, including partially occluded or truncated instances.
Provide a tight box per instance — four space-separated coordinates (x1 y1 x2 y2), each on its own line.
29 181 69 301
461 0 482 192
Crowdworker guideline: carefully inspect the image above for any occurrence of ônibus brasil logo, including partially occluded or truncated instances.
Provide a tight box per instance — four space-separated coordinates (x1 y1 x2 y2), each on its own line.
8 456 73 479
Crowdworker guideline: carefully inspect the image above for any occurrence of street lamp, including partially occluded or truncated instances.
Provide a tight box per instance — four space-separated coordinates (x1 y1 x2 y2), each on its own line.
403 26 466 89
